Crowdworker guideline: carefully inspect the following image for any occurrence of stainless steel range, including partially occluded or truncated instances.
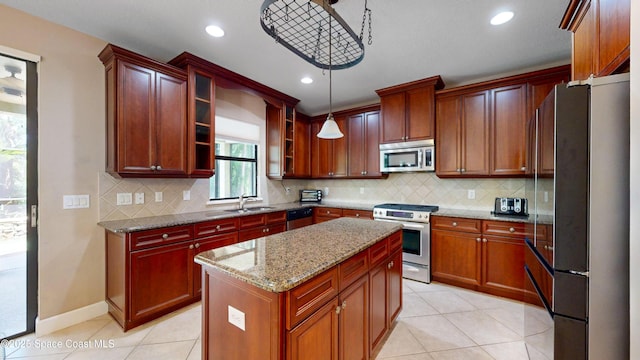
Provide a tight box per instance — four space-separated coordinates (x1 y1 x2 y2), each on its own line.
373 203 438 283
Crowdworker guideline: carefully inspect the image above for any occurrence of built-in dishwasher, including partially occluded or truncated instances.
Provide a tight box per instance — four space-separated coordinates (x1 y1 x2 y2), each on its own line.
286 207 314 230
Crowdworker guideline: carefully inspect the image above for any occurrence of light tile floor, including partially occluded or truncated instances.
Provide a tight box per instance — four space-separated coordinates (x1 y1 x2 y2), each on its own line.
3 280 531 360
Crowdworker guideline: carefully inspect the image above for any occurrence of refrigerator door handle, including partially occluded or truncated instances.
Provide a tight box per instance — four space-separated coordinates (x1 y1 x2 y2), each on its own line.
569 270 589 277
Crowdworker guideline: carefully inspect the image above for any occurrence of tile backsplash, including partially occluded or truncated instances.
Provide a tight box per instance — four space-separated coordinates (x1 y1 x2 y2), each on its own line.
100 172 554 221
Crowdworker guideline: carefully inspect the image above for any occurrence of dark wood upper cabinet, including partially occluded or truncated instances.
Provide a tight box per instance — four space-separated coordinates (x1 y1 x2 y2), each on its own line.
561 0 630 80
376 76 444 144
100 44 188 178
266 102 311 179
311 116 348 178
348 110 381 177
435 65 570 178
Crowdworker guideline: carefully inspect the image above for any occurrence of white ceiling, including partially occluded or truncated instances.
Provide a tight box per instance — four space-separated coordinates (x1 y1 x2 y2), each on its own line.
0 0 572 115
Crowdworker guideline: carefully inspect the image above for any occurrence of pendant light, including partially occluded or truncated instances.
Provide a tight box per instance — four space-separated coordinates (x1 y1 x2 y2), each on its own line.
317 12 344 139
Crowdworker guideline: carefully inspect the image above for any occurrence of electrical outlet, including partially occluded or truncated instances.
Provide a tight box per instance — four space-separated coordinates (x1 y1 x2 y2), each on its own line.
324 187 329 196
544 191 549 202
183 190 191 201
134 192 144 204
359 187 364 194
467 189 475 200
155 192 163 202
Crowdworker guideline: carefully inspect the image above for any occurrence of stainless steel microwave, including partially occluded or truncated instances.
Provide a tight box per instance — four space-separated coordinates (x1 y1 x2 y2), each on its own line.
380 139 435 172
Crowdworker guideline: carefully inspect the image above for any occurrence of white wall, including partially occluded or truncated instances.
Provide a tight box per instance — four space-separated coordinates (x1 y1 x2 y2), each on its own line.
0 5 107 322
629 0 638 358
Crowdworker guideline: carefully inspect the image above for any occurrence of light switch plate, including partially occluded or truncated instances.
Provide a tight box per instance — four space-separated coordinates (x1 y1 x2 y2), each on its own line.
183 190 190 201
468 189 475 200
63 195 90 209
116 193 132 206
155 192 163 202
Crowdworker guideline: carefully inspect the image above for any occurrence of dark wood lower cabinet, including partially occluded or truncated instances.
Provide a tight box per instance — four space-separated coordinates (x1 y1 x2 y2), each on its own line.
431 229 482 289
482 235 525 299
339 275 369 360
288 298 340 360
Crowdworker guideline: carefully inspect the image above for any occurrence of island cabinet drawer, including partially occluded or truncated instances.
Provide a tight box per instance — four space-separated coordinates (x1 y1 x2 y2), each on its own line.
388 231 403 253
339 250 369 291
238 214 266 229
265 211 286 225
369 238 389 267
194 218 238 237
483 220 547 239
286 266 339 330
129 225 194 251
431 216 481 234
342 209 373 219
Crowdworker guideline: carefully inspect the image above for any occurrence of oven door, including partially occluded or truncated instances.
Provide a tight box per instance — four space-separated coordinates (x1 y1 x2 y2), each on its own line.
400 222 429 265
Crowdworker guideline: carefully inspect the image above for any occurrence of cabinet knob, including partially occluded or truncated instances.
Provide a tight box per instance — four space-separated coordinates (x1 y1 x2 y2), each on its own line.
461 168 466 173
521 166 526 171
509 227 515 233
335 306 342 315
547 245 554 251
341 300 347 310
162 233 169 239
195 243 200 248
482 238 487 243
156 165 162 171
476 237 481 242
452 222 457 227
216 225 221 230
189 244 194 249
326 210 330 214
456 168 460 172
151 165 157 171
355 213 360 217
266 228 270 233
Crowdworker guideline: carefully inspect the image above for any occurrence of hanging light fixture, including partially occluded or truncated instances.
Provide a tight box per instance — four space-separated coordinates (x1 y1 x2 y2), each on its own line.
317 11 343 139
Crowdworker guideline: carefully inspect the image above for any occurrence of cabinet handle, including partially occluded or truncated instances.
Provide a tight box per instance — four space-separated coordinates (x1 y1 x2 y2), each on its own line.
157 165 162 171
521 166 526 171
151 165 157 171
326 210 330 214
216 225 221 230
476 237 481 242
335 305 342 315
509 227 515 233
266 228 270 233
195 243 200 248
189 244 194 249
456 168 460 172
452 222 457 227
387 261 394 269
355 213 360 217
341 300 347 310
461 168 466 172
482 238 487 243
162 234 169 239
547 245 554 251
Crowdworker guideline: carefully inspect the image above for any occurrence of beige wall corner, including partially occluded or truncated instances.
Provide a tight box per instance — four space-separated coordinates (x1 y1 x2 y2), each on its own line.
0 5 107 321
630 1 639 358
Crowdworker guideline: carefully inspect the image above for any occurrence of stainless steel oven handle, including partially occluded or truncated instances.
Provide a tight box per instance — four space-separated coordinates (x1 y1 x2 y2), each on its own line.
374 218 426 229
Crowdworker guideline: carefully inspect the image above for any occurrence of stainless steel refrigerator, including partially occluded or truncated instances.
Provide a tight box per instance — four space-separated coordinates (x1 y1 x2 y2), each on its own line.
524 73 630 359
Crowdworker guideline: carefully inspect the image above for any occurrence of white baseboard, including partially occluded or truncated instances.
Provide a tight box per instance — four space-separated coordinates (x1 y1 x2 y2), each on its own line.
35 301 108 336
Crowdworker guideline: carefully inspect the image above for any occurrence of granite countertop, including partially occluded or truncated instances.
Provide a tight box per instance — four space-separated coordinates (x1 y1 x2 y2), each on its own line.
194 217 402 293
98 200 552 233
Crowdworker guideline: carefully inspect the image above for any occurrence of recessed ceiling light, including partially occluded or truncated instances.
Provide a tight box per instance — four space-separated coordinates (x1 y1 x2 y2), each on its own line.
205 25 225 37
301 77 313 84
490 11 514 25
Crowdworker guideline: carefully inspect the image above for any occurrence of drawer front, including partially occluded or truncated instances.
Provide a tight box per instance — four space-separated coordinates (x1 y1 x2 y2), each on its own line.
338 250 369 291
265 211 287 225
369 238 389 267
483 220 546 239
238 214 265 229
238 227 267 242
314 207 343 218
388 231 403 253
287 267 339 329
342 209 373 219
194 218 238 237
431 216 481 233
130 225 193 251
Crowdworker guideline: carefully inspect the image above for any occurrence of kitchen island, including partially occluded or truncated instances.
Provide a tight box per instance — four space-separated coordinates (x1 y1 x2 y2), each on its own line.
195 217 403 360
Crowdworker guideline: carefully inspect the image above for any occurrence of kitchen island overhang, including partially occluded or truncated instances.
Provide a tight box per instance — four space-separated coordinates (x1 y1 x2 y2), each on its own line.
195 217 404 360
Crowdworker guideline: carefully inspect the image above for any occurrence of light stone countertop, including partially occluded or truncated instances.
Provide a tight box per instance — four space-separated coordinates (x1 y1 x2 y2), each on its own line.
97 201 552 233
194 217 402 293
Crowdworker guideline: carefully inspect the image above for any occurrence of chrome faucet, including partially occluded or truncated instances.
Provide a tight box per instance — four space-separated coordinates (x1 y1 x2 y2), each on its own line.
238 193 247 210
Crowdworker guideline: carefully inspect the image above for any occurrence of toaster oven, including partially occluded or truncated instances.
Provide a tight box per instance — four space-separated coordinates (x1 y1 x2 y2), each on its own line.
300 189 322 202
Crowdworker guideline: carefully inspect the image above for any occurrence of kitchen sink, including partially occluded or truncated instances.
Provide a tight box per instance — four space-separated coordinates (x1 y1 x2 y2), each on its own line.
223 206 275 213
